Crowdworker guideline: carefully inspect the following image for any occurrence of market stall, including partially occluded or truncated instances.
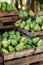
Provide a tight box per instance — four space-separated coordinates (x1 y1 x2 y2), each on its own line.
0 0 43 65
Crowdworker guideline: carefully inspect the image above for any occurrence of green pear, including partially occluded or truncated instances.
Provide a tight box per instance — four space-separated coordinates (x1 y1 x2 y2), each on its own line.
20 21 25 28
26 18 32 24
29 10 35 17
36 17 42 24
27 38 32 45
8 46 15 52
3 32 8 38
15 20 22 27
11 39 17 46
16 42 24 51
24 24 30 31
19 11 24 18
30 22 35 29
32 37 40 45
25 45 32 49
37 40 43 47
23 11 28 17
41 25 43 31
34 24 41 31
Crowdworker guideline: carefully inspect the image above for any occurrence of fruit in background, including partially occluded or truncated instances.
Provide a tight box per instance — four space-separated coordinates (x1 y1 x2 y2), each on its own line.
29 10 35 17
24 24 30 31
20 21 25 28
34 24 41 31
3 32 8 38
27 38 32 45
7 4 13 11
36 2 40 12
9 30 15 36
32 45 36 48
11 39 17 46
2 40 8 48
1 2 6 11
30 22 35 29
41 25 43 31
8 46 15 52
15 20 22 27
19 11 24 18
25 45 32 49
12 6 17 11
32 37 39 45
26 18 32 24
1 48 9 54
16 42 24 51
37 40 43 47
18 0 21 10
16 31 20 36
36 17 42 24
20 37 27 45
23 11 28 17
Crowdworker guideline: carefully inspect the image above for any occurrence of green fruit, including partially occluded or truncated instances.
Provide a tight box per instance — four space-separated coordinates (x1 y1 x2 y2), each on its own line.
25 45 32 49
31 29 34 32
26 18 32 24
19 11 23 18
41 25 43 31
2 40 8 48
20 21 25 28
23 11 28 17
3 32 8 38
37 40 43 47
7 4 13 11
12 6 17 11
30 22 35 29
16 31 20 36
1 48 9 54
27 38 32 45
15 20 22 27
8 46 15 52
16 42 24 51
32 45 36 48
36 17 42 24
11 39 17 46
34 24 41 31
0 42 2 49
1 2 6 11
24 24 30 31
8 39 11 45
29 10 35 17
20 37 27 45
9 30 15 36
32 37 40 45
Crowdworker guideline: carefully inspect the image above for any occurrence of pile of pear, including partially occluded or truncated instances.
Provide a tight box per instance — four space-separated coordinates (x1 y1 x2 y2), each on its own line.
15 16 43 32
0 30 43 54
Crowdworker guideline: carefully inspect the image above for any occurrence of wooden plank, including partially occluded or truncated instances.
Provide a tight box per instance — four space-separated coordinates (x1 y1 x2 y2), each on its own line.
0 25 13 29
0 16 18 23
0 11 19 17
4 53 43 65
36 12 43 16
4 49 34 61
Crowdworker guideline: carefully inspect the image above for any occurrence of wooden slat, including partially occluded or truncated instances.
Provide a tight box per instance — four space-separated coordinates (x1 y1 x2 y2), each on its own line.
36 12 43 16
0 16 18 23
4 53 43 65
0 11 19 17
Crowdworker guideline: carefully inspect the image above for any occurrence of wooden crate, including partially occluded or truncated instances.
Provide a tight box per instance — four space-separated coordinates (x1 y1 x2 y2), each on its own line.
32 0 43 16
4 53 43 65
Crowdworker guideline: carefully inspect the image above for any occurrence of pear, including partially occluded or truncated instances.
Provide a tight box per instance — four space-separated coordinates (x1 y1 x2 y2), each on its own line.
26 18 32 24
25 45 32 49
11 39 17 46
24 24 30 31
16 42 24 51
41 25 43 31
30 22 35 29
15 20 22 27
29 10 35 17
36 17 42 24
23 11 28 17
20 21 25 28
34 24 41 32
32 37 40 45
19 11 23 18
8 46 15 52
27 38 32 45
37 40 43 47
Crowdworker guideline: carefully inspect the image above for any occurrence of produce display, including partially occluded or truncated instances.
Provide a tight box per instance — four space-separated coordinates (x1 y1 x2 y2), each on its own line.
0 2 17 12
18 10 35 18
15 16 43 32
0 30 43 54
36 0 43 12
